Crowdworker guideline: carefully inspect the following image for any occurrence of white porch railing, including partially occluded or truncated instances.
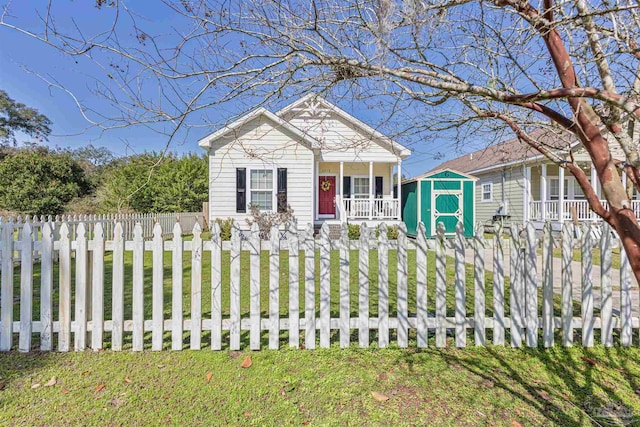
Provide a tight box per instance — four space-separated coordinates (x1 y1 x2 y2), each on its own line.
341 197 399 220
529 199 640 221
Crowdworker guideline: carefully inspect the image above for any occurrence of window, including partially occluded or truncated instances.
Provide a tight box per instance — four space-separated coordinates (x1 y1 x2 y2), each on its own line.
481 183 493 202
549 178 568 200
249 169 273 210
352 177 370 199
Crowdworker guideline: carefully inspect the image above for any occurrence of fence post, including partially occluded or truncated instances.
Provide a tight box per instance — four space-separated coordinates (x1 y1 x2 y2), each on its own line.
620 245 632 346
18 222 33 352
473 224 485 346
59 223 71 352
288 221 300 348
416 222 428 348
111 223 125 351
525 222 538 348
358 223 370 348
378 223 389 348
152 222 164 351
454 222 466 348
600 223 613 347
229 223 241 350
249 223 261 350
510 224 523 348
493 222 505 345
132 223 144 352
581 223 594 347
74 222 89 351
211 222 222 350
91 223 105 350
0 218 14 351
172 222 184 351
190 222 202 350
397 222 409 348
542 222 554 348
435 222 446 348
304 223 315 350
270 225 281 349
40 222 54 351
561 222 573 346
339 223 350 348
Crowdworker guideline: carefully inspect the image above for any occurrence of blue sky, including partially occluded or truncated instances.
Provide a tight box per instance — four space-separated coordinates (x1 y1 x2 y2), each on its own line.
0 1 484 176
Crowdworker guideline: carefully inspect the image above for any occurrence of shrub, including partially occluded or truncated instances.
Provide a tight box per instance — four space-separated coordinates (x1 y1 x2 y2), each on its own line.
347 223 360 240
215 218 234 241
245 203 295 240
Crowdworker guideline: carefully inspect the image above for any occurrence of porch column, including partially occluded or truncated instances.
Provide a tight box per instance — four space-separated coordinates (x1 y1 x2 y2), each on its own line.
314 160 319 222
590 164 598 220
558 165 565 223
397 159 402 220
540 164 547 221
339 161 344 220
369 161 374 220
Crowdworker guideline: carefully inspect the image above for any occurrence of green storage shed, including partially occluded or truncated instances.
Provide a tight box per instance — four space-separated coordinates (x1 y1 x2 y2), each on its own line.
401 168 477 238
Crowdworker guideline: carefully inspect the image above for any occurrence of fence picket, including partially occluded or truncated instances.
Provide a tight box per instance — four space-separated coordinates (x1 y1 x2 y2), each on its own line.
416 222 428 348
339 223 350 348
191 222 202 350
112 223 125 351
620 246 632 346
542 222 554 348
510 225 523 348
378 223 389 348
40 222 54 351
229 223 241 350
359 223 370 348
397 222 409 348
600 223 613 347
288 222 300 348
211 222 222 350
172 222 184 351
19 222 33 352
304 224 315 349
132 223 144 351
91 223 105 350
59 223 71 352
249 223 261 350
74 223 89 351
435 222 446 348
562 222 573 346
270 225 281 349
473 225 485 346
152 223 164 351
493 223 505 346
581 223 594 347
319 223 330 348
1 219 14 351
454 222 466 348
524 223 538 348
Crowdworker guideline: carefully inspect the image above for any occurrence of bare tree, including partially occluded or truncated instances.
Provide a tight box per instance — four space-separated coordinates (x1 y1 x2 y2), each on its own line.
2 0 640 280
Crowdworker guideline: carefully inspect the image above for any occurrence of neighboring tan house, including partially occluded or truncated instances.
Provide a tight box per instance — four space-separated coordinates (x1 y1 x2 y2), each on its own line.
198 95 411 229
431 129 640 229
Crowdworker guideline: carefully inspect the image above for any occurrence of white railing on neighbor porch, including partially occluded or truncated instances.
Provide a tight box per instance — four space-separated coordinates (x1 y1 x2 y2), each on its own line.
340 197 399 220
529 200 640 221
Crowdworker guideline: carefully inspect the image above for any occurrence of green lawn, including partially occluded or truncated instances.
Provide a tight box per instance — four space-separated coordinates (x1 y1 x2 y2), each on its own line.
1 346 639 426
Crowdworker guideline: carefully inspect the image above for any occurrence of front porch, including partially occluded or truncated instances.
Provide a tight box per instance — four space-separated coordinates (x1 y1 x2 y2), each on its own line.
314 160 402 223
524 162 640 223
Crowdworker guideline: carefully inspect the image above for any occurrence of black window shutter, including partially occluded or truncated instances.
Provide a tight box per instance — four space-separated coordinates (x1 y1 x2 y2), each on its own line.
236 168 246 213
277 168 287 212
375 176 383 198
343 176 351 198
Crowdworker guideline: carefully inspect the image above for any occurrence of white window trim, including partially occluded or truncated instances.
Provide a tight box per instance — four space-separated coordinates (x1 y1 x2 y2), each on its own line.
480 182 493 203
547 175 588 200
351 175 371 199
248 167 276 212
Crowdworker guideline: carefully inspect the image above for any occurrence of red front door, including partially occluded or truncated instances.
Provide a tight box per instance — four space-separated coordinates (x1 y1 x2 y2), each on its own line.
318 176 336 216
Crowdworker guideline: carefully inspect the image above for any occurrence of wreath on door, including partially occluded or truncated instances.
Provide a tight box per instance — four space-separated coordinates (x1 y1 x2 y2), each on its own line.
320 179 332 192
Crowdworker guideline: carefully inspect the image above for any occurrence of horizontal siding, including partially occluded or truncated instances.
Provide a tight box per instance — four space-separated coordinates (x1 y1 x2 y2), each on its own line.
474 166 525 225
287 114 401 162
208 117 314 227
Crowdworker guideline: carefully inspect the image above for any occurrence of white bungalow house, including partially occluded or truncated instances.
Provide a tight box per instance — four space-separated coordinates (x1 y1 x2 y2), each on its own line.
433 128 640 229
198 95 411 229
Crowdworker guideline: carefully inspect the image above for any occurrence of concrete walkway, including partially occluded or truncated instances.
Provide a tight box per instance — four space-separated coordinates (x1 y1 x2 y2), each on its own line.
462 248 640 317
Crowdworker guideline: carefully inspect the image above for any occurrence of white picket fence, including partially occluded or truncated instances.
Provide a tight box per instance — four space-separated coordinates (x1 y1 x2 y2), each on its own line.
0 218 636 352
